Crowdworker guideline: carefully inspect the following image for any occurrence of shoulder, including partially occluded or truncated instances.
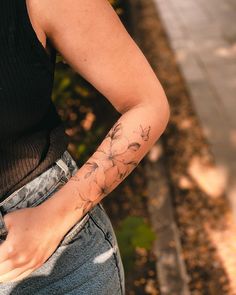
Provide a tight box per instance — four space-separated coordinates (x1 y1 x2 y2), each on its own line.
27 0 120 38
28 0 162 116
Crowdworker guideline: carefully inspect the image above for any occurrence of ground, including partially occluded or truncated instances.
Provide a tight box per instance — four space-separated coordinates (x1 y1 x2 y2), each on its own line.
131 0 234 293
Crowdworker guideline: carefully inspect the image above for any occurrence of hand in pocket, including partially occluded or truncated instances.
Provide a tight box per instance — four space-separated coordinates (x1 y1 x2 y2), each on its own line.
0 206 67 283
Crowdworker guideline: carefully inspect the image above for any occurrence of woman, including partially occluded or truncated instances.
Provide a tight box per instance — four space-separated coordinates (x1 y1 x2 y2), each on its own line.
0 0 170 293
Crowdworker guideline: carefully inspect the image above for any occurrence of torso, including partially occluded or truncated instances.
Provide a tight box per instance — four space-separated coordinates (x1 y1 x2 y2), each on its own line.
0 0 69 200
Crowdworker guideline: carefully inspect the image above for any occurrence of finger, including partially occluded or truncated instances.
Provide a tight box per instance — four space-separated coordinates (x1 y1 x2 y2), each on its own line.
7 268 35 283
0 250 40 276
0 259 17 275
0 239 14 264
0 266 27 283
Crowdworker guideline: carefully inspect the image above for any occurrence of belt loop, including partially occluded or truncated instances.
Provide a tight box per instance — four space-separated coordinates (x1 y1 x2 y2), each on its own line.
55 158 69 176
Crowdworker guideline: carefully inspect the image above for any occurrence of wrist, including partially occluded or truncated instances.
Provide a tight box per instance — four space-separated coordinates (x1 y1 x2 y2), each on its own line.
37 182 84 237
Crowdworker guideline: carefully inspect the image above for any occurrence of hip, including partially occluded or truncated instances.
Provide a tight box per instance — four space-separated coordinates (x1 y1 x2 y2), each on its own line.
0 150 125 294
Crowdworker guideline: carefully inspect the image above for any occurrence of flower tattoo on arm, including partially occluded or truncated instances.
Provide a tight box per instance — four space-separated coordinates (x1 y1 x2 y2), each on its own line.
69 121 151 217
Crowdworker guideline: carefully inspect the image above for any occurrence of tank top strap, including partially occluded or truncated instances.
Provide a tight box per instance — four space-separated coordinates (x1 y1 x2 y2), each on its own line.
17 0 56 73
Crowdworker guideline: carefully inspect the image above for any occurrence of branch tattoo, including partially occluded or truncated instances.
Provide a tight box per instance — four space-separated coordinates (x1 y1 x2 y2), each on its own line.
69 121 151 217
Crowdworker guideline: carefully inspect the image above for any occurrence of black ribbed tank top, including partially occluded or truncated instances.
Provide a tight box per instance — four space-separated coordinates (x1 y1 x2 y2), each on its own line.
0 0 70 201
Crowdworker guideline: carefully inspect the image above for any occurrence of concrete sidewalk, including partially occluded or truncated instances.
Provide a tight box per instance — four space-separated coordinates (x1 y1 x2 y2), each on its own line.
153 0 236 218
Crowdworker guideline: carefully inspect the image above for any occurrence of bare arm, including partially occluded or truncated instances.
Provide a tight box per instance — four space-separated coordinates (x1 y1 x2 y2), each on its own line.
33 0 170 233
0 0 170 283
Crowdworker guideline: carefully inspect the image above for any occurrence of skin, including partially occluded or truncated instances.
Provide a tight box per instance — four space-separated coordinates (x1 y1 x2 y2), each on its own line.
0 0 170 283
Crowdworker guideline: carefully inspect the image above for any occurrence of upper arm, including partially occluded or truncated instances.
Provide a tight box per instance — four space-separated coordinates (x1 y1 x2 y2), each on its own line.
36 0 168 113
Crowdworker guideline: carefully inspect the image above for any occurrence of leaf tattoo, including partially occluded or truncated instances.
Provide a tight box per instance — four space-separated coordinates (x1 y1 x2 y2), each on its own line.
128 142 141 151
106 122 122 140
139 125 151 141
84 161 99 179
124 161 138 167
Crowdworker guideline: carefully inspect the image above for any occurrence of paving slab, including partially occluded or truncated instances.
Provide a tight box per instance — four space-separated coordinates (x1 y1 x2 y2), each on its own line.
154 0 236 219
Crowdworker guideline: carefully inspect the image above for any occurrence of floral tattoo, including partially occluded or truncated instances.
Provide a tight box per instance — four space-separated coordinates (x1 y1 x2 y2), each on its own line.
69 121 151 217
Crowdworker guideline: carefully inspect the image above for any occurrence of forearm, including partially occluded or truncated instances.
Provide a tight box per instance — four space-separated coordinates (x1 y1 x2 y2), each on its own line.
39 100 169 235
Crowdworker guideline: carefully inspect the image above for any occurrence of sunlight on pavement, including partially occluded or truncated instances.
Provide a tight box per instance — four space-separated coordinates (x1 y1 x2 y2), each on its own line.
188 156 228 198
205 212 236 294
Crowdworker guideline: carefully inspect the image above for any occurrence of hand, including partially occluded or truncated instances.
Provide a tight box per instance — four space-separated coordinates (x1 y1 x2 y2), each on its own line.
0 206 66 283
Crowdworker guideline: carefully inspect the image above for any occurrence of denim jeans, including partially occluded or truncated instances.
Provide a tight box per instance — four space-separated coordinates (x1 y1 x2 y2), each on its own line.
0 150 125 294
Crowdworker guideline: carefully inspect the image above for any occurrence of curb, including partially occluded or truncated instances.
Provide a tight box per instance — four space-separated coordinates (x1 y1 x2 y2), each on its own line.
127 1 191 293
145 142 190 295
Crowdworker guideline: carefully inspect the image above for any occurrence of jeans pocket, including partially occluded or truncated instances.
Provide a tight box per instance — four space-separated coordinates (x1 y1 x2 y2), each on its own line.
89 204 125 294
59 213 91 247
58 203 107 247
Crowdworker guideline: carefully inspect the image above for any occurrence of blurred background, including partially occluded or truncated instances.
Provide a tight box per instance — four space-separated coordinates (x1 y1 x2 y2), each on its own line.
52 0 236 294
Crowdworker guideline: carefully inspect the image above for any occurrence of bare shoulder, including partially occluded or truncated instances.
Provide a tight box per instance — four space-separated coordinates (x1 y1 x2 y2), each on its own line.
25 0 48 49
30 0 167 114
31 0 122 48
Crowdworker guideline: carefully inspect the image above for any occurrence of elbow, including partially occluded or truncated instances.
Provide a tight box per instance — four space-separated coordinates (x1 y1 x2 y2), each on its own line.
143 93 170 133
160 94 170 131
117 92 170 132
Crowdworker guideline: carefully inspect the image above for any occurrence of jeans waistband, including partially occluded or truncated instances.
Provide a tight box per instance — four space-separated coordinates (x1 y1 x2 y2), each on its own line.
0 150 78 212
